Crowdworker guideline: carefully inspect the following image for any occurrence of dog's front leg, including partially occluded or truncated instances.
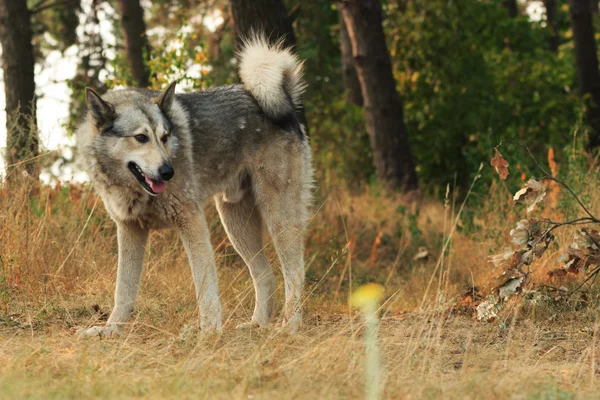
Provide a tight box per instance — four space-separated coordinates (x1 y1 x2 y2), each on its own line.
79 220 148 338
178 210 222 331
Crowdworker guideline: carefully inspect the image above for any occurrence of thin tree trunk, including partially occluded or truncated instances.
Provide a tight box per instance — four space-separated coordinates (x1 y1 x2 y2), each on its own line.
502 0 519 17
117 0 151 88
229 0 297 51
545 0 559 52
339 9 363 106
569 0 600 149
340 0 418 190
229 0 307 130
0 0 38 173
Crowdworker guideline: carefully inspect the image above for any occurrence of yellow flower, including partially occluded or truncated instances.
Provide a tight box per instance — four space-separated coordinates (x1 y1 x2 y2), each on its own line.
350 283 385 309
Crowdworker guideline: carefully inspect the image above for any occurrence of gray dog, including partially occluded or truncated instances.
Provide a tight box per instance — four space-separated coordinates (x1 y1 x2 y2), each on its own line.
76 35 313 337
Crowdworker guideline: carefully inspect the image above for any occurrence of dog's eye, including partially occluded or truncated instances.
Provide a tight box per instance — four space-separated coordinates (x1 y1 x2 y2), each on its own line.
134 134 149 143
161 135 168 144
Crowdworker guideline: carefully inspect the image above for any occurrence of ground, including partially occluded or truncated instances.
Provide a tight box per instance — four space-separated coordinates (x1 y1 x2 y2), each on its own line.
2 310 599 399
2 177 600 399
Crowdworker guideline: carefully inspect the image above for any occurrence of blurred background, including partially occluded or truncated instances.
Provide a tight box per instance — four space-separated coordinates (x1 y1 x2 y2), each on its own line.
1 0 593 195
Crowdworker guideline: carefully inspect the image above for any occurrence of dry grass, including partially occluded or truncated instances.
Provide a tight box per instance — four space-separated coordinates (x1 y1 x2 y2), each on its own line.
2 168 600 399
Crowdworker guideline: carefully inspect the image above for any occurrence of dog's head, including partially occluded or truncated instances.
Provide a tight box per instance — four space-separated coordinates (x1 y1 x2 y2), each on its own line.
85 82 179 196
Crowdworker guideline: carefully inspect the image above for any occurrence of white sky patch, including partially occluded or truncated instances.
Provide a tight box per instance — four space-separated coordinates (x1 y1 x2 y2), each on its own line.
35 46 78 150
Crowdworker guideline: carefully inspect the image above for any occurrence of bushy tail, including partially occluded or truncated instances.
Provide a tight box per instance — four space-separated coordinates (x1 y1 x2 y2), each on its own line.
238 34 306 122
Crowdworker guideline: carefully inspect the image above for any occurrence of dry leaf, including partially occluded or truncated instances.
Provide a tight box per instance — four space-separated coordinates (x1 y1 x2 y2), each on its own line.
488 248 516 268
490 149 509 180
497 276 525 300
513 179 546 213
510 220 531 246
572 228 600 250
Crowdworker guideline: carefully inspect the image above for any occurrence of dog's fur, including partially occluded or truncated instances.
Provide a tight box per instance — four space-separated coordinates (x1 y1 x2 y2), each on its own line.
76 36 313 337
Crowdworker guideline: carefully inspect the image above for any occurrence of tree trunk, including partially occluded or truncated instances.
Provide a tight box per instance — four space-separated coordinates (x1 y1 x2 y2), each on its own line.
0 0 38 173
569 0 600 149
592 0 599 13
229 0 307 130
340 0 418 190
502 0 519 17
229 0 297 51
339 9 363 106
544 0 559 52
117 0 151 88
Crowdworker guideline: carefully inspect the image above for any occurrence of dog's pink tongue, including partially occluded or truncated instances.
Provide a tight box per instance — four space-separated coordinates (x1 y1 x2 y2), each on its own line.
144 176 166 194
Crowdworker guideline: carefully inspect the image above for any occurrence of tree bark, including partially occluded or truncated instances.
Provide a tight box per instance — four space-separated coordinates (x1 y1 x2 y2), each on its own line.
339 9 363 106
569 0 600 149
340 0 419 190
502 0 519 17
117 0 151 88
229 0 297 51
229 0 307 130
0 0 38 172
544 0 559 52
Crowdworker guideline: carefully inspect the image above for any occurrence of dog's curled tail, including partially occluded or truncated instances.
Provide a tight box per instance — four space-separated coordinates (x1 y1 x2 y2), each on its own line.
238 34 306 123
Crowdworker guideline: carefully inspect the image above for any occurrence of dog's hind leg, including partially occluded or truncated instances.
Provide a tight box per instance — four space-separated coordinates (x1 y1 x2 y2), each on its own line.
79 220 148 338
215 193 275 328
178 210 222 331
254 148 312 334
261 203 307 334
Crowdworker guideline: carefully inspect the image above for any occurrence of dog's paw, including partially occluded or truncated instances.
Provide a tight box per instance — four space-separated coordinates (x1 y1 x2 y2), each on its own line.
76 324 121 338
199 303 223 331
281 317 302 335
199 319 222 332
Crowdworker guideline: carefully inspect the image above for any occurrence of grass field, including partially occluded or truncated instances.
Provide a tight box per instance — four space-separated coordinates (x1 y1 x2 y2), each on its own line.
2 169 600 399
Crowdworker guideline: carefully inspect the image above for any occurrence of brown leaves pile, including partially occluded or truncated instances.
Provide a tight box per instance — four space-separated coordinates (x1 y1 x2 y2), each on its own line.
478 149 600 322
479 169 553 321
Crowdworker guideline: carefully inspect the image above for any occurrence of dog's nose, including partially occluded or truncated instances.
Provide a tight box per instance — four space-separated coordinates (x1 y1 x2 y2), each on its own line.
159 163 174 181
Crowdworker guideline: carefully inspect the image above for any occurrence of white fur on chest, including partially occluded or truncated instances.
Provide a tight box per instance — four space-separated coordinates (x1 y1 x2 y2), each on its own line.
100 185 150 222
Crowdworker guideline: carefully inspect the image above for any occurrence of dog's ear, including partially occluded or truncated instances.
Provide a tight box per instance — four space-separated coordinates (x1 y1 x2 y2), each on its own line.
156 81 177 114
85 88 115 125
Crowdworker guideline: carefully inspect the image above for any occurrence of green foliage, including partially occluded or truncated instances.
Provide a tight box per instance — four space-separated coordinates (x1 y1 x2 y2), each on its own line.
308 95 374 186
291 1 343 100
385 0 581 190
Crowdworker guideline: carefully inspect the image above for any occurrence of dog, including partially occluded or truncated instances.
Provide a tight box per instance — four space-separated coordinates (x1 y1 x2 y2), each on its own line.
76 35 313 337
